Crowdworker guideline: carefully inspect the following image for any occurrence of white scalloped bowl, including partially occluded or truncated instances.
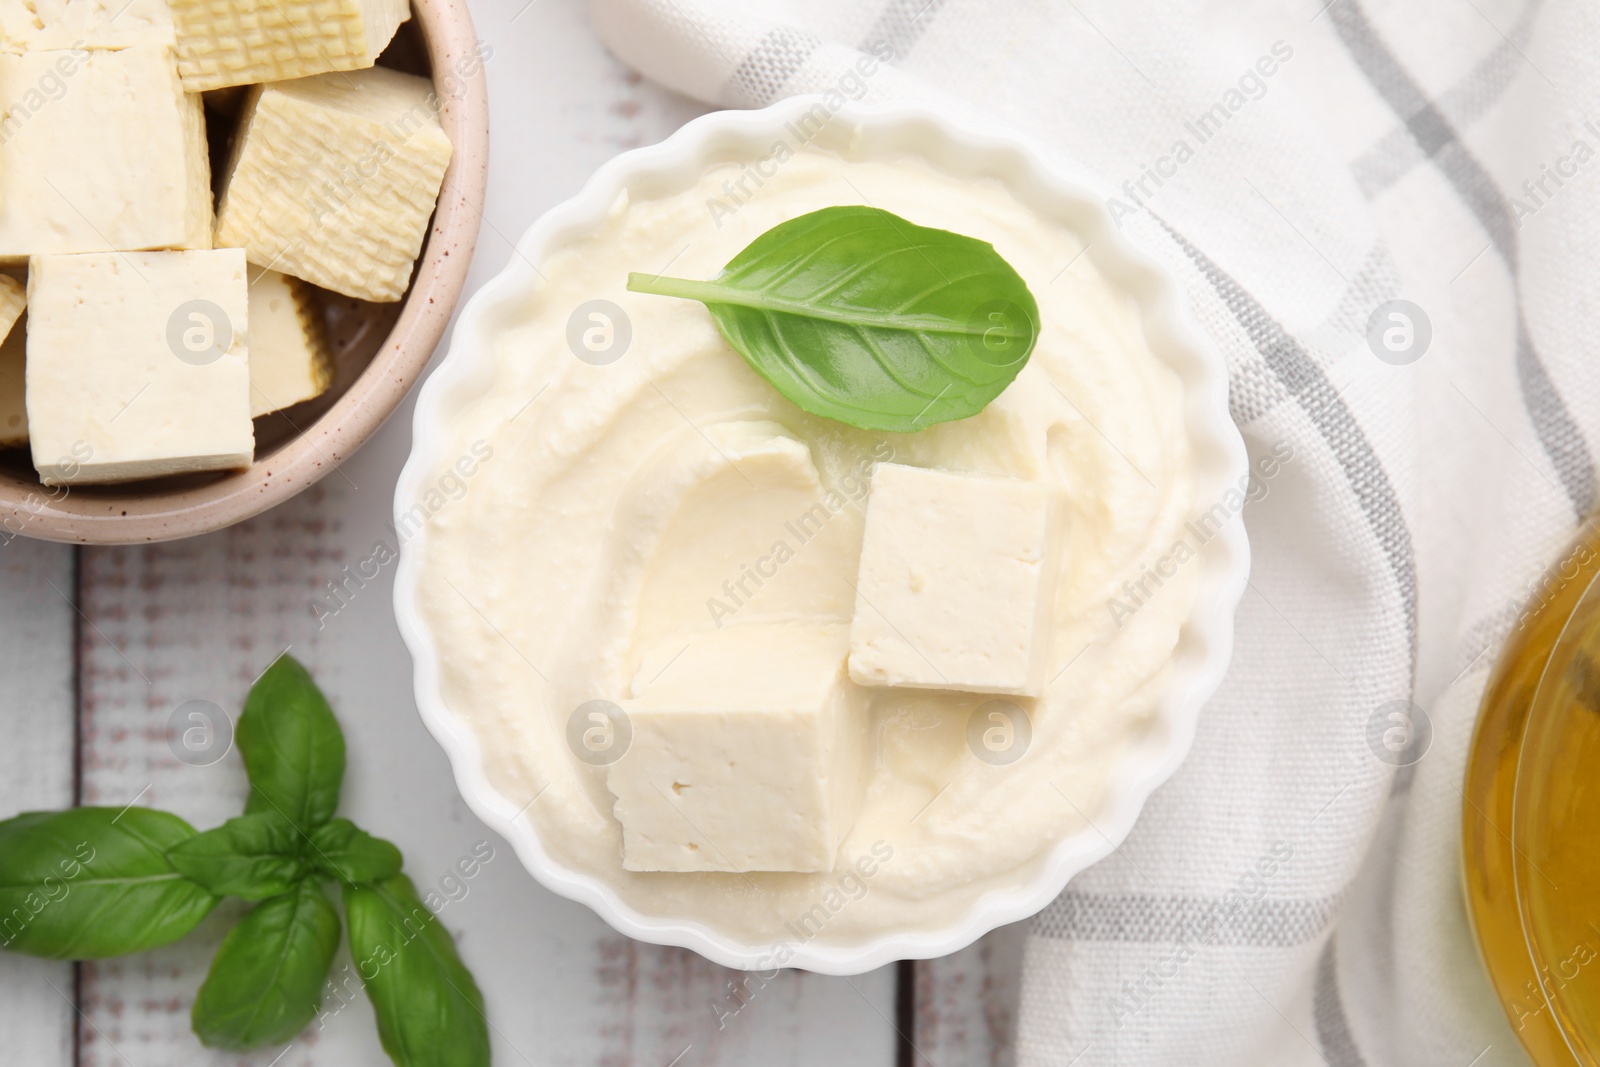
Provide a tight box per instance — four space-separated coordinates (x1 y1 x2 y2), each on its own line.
394 97 1250 975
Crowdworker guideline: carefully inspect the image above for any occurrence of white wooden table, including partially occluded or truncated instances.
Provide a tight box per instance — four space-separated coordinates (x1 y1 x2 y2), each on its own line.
0 1 1023 1063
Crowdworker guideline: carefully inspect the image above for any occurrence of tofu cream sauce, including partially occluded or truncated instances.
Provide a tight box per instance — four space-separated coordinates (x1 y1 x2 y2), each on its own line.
416 150 1196 950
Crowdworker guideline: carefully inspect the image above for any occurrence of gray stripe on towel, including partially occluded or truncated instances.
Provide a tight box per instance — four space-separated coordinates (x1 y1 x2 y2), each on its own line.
1034 889 1341 947
1351 0 1546 197
1314 938 1370 1067
1162 224 1420 668
1331 0 1595 519
859 0 947 59
724 26 823 107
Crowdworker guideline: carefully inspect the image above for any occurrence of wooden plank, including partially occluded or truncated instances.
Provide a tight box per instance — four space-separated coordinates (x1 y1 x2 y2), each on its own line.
912 924 1027 1067
75 493 373 1067
0 537 78 1067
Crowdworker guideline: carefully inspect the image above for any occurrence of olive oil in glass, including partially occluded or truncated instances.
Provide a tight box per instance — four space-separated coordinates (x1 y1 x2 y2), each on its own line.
1465 518 1600 1063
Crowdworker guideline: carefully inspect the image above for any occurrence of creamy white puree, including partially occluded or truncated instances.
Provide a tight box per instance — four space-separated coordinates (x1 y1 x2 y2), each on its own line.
417 149 1196 951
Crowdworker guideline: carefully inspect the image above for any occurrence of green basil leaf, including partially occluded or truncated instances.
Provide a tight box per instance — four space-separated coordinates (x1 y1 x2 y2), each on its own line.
166 813 307 901
305 819 402 884
627 205 1039 432
344 875 490 1067
0 807 217 959
238 655 345 832
192 880 340 1051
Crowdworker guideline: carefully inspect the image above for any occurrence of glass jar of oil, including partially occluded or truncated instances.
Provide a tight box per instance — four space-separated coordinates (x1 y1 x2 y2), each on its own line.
1465 518 1600 1063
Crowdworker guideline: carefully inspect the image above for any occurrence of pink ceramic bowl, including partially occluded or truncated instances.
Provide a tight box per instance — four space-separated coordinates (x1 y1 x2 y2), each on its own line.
0 0 489 545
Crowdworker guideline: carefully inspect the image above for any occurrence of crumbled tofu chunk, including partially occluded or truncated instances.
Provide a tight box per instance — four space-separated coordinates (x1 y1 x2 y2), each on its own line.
0 0 174 52
214 66 452 302
170 0 410 91
0 47 211 262
248 269 332 417
848 464 1064 697
608 621 870 873
0 273 23 448
26 250 253 484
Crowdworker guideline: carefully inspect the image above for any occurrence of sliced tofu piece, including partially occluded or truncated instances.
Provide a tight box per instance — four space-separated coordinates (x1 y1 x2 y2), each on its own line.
848 464 1065 697
608 621 870 874
248 269 332 417
214 67 452 302
26 250 253 484
170 0 409 92
0 47 211 263
0 273 24 448
0 0 174 52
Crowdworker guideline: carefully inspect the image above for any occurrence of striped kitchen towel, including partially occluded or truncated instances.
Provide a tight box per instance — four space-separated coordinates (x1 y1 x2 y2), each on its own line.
588 1 1589 1063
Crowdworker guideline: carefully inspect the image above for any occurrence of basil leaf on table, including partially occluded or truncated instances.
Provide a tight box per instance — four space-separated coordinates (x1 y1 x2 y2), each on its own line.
192 879 341 1051
305 818 402 884
166 812 307 901
238 655 346 831
627 205 1040 432
345 875 491 1067
0 807 217 959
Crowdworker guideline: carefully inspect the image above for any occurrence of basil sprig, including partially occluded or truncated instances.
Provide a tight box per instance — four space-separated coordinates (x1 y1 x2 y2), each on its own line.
627 205 1040 432
0 655 490 1066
